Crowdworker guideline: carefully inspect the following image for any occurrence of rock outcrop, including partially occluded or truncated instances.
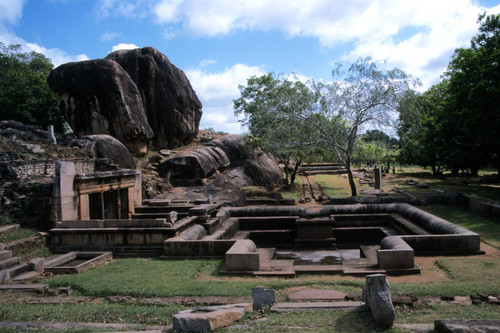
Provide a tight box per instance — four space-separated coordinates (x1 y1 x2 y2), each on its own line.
159 135 282 188
107 48 202 149
157 134 282 205
48 47 202 155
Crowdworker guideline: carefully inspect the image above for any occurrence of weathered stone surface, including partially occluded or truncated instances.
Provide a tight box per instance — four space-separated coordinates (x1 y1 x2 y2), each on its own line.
48 47 202 154
0 270 10 284
362 274 395 329
159 135 282 192
48 58 153 155
252 286 276 310
288 289 347 301
72 135 136 169
173 303 250 332
434 319 500 333
160 145 230 182
107 47 202 149
28 257 45 273
0 120 53 142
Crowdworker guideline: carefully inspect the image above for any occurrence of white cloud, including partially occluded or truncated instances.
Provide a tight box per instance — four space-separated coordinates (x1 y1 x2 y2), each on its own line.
0 0 25 25
186 63 265 133
100 31 121 41
150 0 499 88
26 42 89 66
111 43 139 52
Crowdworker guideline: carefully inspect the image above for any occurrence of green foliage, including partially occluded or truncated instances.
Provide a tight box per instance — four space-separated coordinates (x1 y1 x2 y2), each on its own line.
399 14 500 176
0 43 64 133
234 73 320 185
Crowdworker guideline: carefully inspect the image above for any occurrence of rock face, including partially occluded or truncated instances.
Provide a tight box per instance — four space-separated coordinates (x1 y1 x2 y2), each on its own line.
48 47 202 155
71 135 136 169
159 135 282 189
107 48 202 149
362 274 395 329
159 135 244 184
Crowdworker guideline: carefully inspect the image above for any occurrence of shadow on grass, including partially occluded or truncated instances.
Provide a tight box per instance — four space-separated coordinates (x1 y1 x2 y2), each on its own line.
334 308 401 332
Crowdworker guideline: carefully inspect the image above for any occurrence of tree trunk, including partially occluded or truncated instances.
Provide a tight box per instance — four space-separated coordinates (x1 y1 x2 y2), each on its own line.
471 167 478 177
431 164 437 178
346 155 357 197
451 166 459 176
290 158 301 186
284 156 290 185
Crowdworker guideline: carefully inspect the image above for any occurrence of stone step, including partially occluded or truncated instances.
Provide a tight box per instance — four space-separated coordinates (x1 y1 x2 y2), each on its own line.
0 284 49 293
0 257 20 270
294 265 344 275
12 271 40 284
5 263 29 278
271 301 364 312
0 224 20 236
253 270 296 277
343 268 386 276
0 250 13 261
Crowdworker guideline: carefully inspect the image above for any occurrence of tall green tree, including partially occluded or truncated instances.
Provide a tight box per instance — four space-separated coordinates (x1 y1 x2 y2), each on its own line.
443 13 500 176
234 73 320 185
0 43 64 133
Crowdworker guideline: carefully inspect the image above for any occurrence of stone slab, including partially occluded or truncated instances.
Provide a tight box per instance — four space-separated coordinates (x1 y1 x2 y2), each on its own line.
271 301 364 312
173 303 250 332
434 319 500 333
293 265 343 275
0 284 49 293
288 289 347 301
0 225 20 236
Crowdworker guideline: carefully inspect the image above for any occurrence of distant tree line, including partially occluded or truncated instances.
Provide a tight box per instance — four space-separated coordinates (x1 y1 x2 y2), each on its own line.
397 13 500 177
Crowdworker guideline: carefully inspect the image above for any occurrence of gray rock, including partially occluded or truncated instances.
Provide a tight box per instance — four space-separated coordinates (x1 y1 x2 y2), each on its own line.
0 270 10 284
107 47 202 149
73 135 136 169
0 243 4 251
252 286 276 310
28 257 45 273
363 274 395 329
48 58 153 155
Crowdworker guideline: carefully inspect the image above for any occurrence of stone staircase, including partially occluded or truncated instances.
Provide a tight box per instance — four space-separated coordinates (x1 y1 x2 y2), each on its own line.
0 243 43 284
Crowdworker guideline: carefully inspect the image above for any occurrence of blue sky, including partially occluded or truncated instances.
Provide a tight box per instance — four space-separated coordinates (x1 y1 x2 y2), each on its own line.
1 0 499 134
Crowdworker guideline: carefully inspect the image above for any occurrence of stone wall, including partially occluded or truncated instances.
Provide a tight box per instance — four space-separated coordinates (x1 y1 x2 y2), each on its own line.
0 159 95 180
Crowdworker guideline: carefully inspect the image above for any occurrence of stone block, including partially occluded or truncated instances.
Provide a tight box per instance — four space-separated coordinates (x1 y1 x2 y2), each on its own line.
173 303 250 332
0 243 4 251
166 211 177 224
28 257 45 273
0 270 11 284
362 274 395 329
225 240 259 272
252 286 276 310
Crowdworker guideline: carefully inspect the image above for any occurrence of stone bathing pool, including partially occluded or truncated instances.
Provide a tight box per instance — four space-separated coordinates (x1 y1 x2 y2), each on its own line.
50 202 482 276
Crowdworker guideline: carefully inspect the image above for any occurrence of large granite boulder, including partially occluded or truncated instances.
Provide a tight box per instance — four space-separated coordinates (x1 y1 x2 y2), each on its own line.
107 47 202 148
48 58 153 155
48 47 202 155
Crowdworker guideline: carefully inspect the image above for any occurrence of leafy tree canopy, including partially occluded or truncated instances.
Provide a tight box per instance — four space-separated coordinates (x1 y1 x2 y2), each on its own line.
0 43 64 133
